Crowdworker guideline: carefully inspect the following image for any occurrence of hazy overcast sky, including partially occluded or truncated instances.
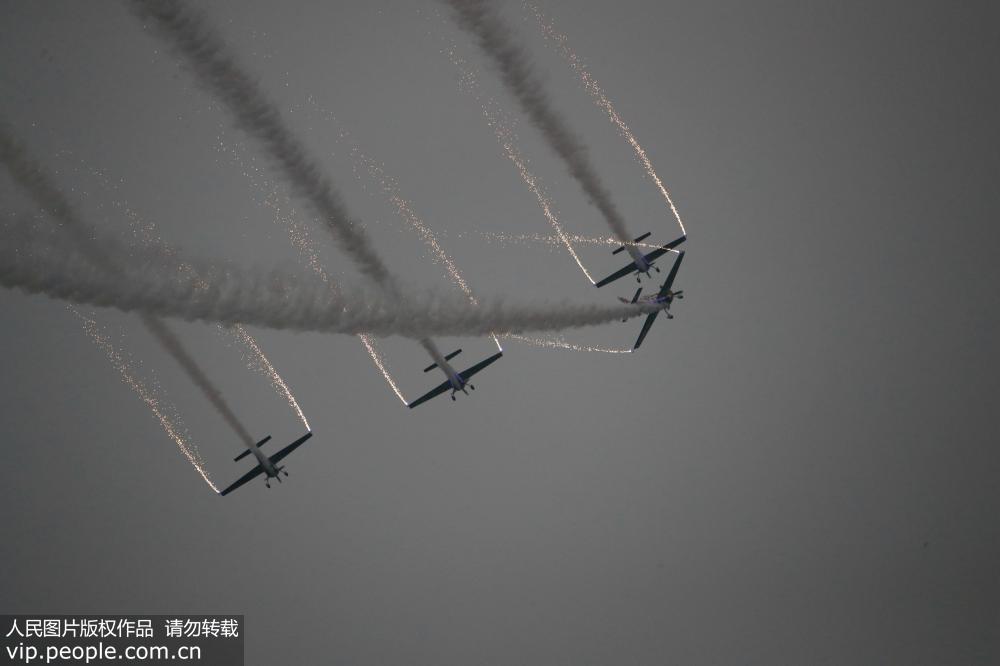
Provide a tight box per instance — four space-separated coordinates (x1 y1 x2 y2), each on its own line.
2 1 998 664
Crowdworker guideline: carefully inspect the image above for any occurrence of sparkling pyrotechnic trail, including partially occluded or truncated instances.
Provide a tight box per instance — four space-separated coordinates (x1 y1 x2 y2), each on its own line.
73 308 219 492
529 3 687 236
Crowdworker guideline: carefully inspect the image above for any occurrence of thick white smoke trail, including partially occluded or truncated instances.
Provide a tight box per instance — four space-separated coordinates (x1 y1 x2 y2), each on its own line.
0 228 660 339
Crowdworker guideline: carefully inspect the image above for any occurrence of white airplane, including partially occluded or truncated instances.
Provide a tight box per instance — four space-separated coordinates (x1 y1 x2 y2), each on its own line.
408 344 503 409
619 251 685 350
594 233 686 288
219 431 313 496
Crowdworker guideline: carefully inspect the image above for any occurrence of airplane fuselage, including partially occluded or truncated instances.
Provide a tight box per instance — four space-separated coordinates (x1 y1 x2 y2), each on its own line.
620 291 678 308
643 292 675 306
628 246 651 275
247 444 278 479
438 361 468 394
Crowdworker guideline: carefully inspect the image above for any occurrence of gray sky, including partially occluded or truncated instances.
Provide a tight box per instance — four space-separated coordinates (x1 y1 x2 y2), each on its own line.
1 1 998 663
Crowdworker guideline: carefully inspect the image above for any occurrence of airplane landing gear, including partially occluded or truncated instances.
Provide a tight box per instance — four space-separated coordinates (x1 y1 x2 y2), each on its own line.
470 384 475 391
451 394 456 401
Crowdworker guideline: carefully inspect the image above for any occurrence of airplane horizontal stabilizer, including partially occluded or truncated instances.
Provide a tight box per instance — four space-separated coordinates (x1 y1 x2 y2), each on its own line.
422 348 462 372
234 435 272 462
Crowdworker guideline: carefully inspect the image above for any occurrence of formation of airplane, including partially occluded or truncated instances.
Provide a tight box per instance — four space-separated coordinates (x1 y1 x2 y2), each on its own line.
217 227 686 496
407 347 504 409
219 431 313 496
594 232 686 288
619 250 685 350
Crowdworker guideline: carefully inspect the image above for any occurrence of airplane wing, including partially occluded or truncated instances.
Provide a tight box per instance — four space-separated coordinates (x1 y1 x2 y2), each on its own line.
595 262 638 288
219 464 266 496
268 432 313 466
407 378 452 409
633 311 660 350
641 235 687 267
457 351 503 381
661 251 685 293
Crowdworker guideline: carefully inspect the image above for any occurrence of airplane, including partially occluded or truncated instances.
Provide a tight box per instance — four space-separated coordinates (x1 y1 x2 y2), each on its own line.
407 347 504 409
620 250 685 351
219 431 313 496
594 232 686 288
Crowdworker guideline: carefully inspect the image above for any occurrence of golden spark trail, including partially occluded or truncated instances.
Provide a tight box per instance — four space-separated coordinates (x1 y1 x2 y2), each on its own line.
72 308 219 492
348 144 503 352
220 137 409 404
444 46 597 284
230 324 310 430
502 333 631 354
471 231 661 252
358 333 408 405
220 141 335 287
353 150 475 299
65 151 314 425
297 97 504 355
528 3 687 236
338 103 632 355
430 41 634 355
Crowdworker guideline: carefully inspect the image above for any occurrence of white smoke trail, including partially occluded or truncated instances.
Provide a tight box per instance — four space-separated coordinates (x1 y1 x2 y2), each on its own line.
527 2 687 237
0 231 660 338
72 308 219 492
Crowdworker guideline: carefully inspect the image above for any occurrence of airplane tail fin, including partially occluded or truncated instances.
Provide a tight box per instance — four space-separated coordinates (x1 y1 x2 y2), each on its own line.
612 232 652 255
621 287 643 321
423 348 462 372
234 435 271 462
